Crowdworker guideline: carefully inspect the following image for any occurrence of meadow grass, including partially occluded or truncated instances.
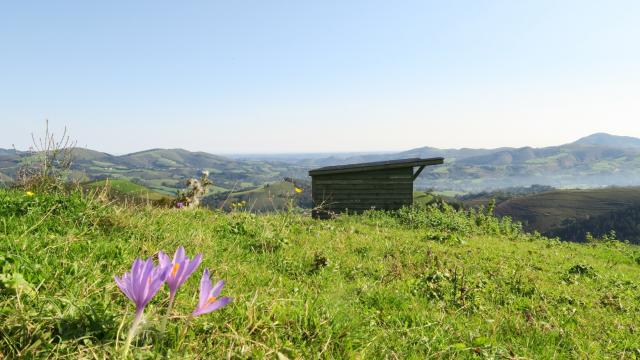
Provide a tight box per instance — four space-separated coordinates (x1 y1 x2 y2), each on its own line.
1 188 640 358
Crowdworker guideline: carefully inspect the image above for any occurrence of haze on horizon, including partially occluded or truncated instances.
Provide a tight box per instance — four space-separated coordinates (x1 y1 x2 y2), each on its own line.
1 1 639 154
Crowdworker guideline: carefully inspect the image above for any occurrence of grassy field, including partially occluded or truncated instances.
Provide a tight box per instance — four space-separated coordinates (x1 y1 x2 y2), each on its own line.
84 179 170 201
2 188 640 358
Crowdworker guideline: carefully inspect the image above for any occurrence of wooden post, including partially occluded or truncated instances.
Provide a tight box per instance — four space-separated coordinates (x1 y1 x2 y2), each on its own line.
412 165 426 180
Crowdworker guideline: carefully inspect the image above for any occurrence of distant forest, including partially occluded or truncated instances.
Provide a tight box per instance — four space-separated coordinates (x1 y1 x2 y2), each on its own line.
547 205 640 244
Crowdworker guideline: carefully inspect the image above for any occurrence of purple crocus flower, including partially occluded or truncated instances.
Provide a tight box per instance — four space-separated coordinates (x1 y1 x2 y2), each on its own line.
114 257 169 314
192 268 232 316
115 257 169 357
176 202 185 209
158 246 202 301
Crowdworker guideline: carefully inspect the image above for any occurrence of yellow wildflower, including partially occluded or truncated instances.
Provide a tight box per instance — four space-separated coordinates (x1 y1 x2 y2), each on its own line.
294 187 303 193
25 191 35 197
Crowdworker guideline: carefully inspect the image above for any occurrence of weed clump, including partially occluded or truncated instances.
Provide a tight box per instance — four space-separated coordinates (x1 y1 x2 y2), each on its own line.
567 264 597 277
411 268 479 311
175 171 213 208
585 230 618 244
15 121 76 193
423 230 465 245
390 203 524 239
310 252 329 273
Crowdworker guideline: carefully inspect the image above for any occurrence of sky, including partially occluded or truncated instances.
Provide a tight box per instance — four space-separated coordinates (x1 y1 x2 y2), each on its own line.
1 1 639 154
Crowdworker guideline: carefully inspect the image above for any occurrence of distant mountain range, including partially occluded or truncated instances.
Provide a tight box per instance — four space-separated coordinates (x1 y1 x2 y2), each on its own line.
0 147 308 194
2 133 640 193
274 133 640 191
572 132 640 148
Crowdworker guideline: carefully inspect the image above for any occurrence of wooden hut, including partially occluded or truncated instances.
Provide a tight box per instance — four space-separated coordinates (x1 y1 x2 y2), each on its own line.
309 157 444 218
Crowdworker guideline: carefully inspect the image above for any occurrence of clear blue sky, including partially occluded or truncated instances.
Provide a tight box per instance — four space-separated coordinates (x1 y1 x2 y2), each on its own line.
1 1 639 154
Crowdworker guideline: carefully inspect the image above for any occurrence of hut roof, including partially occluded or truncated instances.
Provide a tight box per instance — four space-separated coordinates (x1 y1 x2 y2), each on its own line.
308 157 444 176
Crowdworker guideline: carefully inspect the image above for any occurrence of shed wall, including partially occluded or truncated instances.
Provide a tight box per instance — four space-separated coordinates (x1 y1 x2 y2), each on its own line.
311 167 413 213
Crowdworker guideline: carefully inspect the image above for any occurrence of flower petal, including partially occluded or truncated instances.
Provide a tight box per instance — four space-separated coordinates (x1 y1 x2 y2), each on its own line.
115 257 167 312
187 254 203 277
157 251 171 268
174 246 186 263
114 275 132 301
198 268 212 309
211 280 225 298
192 297 232 316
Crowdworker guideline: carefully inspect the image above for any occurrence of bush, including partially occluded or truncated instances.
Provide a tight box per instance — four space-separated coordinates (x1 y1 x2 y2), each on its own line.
389 203 524 238
15 121 76 192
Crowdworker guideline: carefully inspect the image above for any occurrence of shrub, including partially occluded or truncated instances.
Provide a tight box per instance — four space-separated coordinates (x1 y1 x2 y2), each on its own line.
389 203 525 238
16 120 76 193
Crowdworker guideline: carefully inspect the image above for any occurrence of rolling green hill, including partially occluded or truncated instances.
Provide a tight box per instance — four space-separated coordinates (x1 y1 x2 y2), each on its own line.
396 142 640 191
549 204 640 242
0 147 307 195
491 187 640 243
204 179 312 212
2 188 640 357
458 185 556 208
84 179 169 201
574 132 640 148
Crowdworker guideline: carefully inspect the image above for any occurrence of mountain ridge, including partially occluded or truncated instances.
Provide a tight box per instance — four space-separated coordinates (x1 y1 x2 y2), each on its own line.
571 132 640 148
2 133 640 192
3 132 638 163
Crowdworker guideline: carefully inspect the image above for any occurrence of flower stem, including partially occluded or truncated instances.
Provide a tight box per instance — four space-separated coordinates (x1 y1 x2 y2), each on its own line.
122 308 144 359
160 293 175 334
178 315 193 352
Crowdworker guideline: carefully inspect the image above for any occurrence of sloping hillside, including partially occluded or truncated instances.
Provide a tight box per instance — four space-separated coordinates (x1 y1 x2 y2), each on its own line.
204 179 312 212
548 204 640 242
574 133 640 148
493 187 640 242
413 143 640 191
116 148 229 169
84 179 170 201
1 188 640 358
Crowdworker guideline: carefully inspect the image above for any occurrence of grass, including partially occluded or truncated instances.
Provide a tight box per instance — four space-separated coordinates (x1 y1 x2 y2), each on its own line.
1 188 640 358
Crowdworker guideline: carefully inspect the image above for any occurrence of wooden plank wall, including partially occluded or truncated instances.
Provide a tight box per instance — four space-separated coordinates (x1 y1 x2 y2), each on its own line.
311 167 413 213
